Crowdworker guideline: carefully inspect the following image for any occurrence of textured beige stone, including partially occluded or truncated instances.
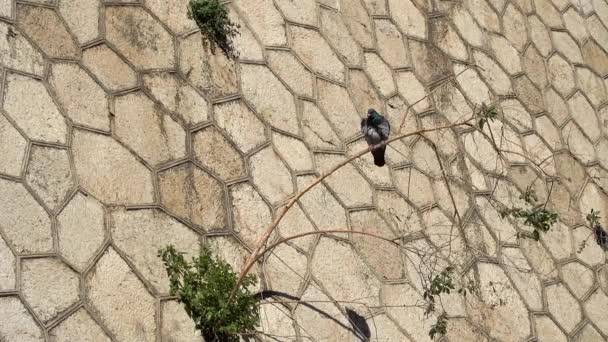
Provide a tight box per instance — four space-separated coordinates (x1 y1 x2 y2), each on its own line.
213 100 266 154
347 139 392 187
82 44 138 92
350 210 403 280
21 258 80 322
432 19 468 61
381 283 435 341
274 0 317 26
424 207 467 262
548 54 575 97
294 285 354 341
276 203 316 251
528 15 553 57
249 146 294 204
585 289 608 334
114 92 186 166
58 0 98 43
561 261 594 299
388 0 426 39
111 208 200 294
229 182 272 246
49 63 110 132
454 64 492 105
192 126 246 181
563 8 588 42
452 6 484 47
300 100 342 150
264 244 307 295
588 15 608 50
233 0 286 46
179 33 238 98
574 324 605 342
0 114 26 178
290 25 345 82
395 71 429 112
523 46 548 88
3 73 68 144
72 129 155 205
348 69 383 115
226 9 264 63
546 283 582 332
374 19 410 68
49 308 110 342
474 50 513 96
297 175 349 232
241 64 298 135
562 121 596 163
534 315 567 342
160 301 201 342
259 302 297 341
267 49 314 97
25 146 73 210
364 52 396 97
583 39 608 76
0 296 44 342
317 79 361 139
544 88 569 126
503 4 527 51
320 8 363 66
0 236 15 290
105 6 174 69
490 35 522 75
535 0 563 27
393 167 434 208
342 0 374 48
465 0 500 32
0 22 45 76
146 0 196 34
142 72 209 126
315 153 373 207
463 131 502 173
576 67 607 107
86 247 156 341
17 4 79 59
158 163 227 230
553 31 584 64
57 193 105 271
272 132 313 172
0 179 52 254
376 190 423 235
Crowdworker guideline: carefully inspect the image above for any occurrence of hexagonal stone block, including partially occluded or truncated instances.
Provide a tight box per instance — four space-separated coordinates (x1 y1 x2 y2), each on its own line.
465 0 500 32
58 0 98 43
0 114 27 178
0 296 44 342
553 31 584 63
2 73 68 144
423 207 467 259
462 131 501 173
49 309 110 342
376 190 423 235
249 147 294 204
320 7 363 66
523 45 548 88
160 301 201 341
574 323 605 342
275 0 317 26
233 0 286 46
561 261 595 299
347 139 392 187
290 25 345 82
0 179 52 254
473 50 513 96
342 0 374 48
272 132 313 172
548 54 575 97
364 52 396 97
535 0 563 27
432 19 468 61
267 49 314 98
348 69 383 115
313 238 380 313
110 208 200 294
142 72 209 126
374 19 410 68
264 244 307 295
72 129 155 205
546 283 583 332
388 0 426 39
158 163 227 230
583 39 608 77
544 88 569 125
314 153 373 207
229 182 272 246
563 7 588 42
395 71 429 113
381 283 436 341
475 196 519 243
294 285 354 341
454 64 492 105
16 4 79 59
82 44 138 92
179 33 238 99
240 64 299 135
587 15 608 50
114 92 186 166
584 289 608 335
0 236 15 290
276 203 317 251
451 6 484 48
0 22 45 76
503 4 527 51
49 63 110 132
192 126 246 181
105 6 174 69
57 193 105 272
318 79 361 139
393 167 434 208
576 67 607 106
146 0 196 34
534 315 567 342
562 121 596 163
300 101 342 150
213 100 266 154
25 146 74 211
21 258 80 322
490 35 522 74
226 8 264 62
296 175 349 232
85 247 156 341
259 302 297 341
514 76 544 114
350 210 404 280
529 16 552 57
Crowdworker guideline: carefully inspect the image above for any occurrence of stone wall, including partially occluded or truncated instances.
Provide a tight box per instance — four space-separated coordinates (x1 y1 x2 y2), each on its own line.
0 0 608 341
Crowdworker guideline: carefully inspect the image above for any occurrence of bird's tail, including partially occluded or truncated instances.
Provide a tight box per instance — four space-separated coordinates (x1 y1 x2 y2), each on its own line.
372 146 386 167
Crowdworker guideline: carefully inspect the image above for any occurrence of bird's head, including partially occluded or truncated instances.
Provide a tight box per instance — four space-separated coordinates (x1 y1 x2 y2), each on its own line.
367 108 376 117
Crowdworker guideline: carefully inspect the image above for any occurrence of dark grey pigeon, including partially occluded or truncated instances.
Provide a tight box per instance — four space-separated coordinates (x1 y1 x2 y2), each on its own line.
361 108 390 167
594 224 608 251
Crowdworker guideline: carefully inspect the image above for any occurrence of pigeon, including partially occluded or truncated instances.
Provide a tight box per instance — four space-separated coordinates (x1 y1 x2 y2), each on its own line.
594 224 608 251
361 108 390 167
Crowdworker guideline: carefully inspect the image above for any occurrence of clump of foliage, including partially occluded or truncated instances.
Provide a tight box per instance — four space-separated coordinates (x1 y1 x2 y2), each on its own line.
587 208 601 228
477 102 498 130
159 245 259 342
429 313 448 340
187 0 240 59
500 187 558 241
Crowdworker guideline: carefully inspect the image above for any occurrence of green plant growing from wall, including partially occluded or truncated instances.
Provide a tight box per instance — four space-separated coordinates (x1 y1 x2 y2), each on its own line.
159 245 259 342
187 0 240 59
500 187 558 241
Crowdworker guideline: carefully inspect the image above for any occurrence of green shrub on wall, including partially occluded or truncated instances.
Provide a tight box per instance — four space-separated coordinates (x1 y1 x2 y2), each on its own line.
187 0 240 59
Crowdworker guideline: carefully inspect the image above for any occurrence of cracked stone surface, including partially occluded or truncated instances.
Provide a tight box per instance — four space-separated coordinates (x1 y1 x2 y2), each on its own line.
1 0 608 341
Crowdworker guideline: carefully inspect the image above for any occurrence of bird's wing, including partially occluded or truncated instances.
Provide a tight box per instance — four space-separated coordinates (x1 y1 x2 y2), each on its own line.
377 118 390 140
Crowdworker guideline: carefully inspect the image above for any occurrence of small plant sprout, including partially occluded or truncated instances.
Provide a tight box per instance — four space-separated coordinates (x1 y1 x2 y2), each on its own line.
477 102 498 130
500 186 558 241
187 0 240 59
429 312 448 340
158 245 259 342
587 208 601 228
